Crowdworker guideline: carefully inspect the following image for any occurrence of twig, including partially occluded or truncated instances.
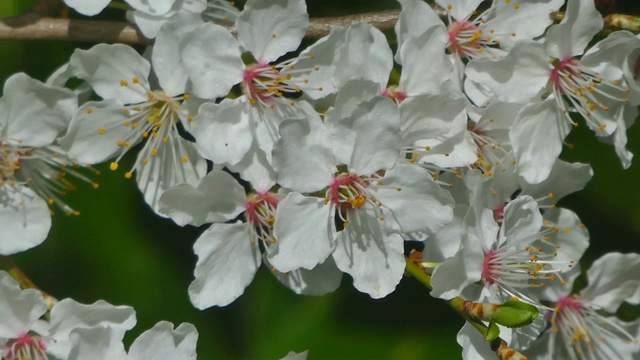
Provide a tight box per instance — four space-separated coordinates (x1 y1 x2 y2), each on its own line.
0 9 402 45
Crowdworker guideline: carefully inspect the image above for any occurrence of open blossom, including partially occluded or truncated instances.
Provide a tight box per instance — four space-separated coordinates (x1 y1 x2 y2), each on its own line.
526 253 640 359
466 0 638 182
0 72 80 254
61 43 207 214
269 81 454 298
159 168 341 309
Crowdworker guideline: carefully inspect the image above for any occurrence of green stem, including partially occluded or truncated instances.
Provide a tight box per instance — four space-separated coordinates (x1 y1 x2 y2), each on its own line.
107 1 131 11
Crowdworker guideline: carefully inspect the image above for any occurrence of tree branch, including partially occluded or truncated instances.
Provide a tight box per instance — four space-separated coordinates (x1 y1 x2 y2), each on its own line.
0 9 402 45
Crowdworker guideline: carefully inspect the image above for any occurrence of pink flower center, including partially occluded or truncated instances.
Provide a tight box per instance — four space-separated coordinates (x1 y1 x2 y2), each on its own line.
327 173 368 210
245 191 279 226
4 332 48 360
482 249 498 285
447 21 483 58
549 57 579 92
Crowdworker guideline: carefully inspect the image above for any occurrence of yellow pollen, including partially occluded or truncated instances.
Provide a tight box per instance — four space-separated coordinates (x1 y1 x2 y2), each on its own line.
92 183 100 189
98 128 106 135
120 80 128 86
147 92 154 99
514 4 519 9
183 93 190 100
110 162 119 171
132 77 139 84
272 34 277 38
162 137 168 143
133 123 139 129
548 192 554 199
117 140 124 146
151 149 158 156
447 4 453 10
124 172 133 179
47 198 54 205
86 108 93 114
142 159 149 165
598 124 606 132
123 120 131 127
182 155 189 163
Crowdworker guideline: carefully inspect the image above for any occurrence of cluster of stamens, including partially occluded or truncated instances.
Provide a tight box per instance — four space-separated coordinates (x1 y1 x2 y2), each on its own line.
2 332 48 360
241 55 321 108
550 295 639 359
244 191 279 248
324 171 389 227
549 57 631 134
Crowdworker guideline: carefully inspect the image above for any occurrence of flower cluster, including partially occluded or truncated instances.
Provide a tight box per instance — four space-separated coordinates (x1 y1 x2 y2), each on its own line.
3 0 640 358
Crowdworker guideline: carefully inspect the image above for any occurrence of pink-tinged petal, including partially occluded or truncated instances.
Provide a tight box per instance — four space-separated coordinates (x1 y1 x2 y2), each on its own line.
63 0 111 16
268 255 342 296
128 321 198 360
272 117 336 193
189 223 260 309
69 44 150 105
179 23 243 99
376 164 454 234
47 299 136 360
236 0 308 63
0 73 76 147
191 97 253 166
0 271 47 337
395 0 444 63
0 186 51 255
465 41 550 103
158 169 246 226
332 211 405 299
270 193 335 272
544 0 603 58
580 253 640 313
510 99 571 184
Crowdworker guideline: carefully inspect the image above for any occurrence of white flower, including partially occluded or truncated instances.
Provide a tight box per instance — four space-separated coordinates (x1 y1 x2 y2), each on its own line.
62 43 207 214
526 253 640 360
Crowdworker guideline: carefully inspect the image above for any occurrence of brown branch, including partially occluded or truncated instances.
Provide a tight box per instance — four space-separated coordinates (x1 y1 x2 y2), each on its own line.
0 9 402 45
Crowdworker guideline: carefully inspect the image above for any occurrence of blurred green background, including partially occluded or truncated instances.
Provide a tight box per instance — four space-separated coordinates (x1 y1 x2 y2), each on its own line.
2 1 640 359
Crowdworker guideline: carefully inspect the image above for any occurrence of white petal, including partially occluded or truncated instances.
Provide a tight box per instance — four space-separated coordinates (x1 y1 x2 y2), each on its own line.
191 97 253 165
0 73 76 147
395 0 444 63
135 137 207 214
398 27 451 96
544 0 603 58
0 271 47 337
268 256 342 296
501 195 542 243
189 223 260 309
60 100 134 164
128 321 198 360
510 99 571 184
272 117 336 193
435 0 482 22
47 299 136 360
236 0 308 63
127 0 176 15
465 41 549 103
430 247 482 300
521 160 592 206
376 164 454 234
0 186 51 255
179 23 243 99
227 142 277 191
67 327 127 360
63 0 111 16
580 252 640 313
332 211 405 299
69 44 150 104
270 193 335 272
158 169 246 226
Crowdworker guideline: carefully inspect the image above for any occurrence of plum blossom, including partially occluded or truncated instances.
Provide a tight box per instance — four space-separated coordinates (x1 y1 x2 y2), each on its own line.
61 43 207 214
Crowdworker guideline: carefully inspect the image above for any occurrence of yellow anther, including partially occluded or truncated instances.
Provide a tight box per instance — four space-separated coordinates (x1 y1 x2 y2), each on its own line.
151 149 158 156
514 4 519 9
182 155 189 163
98 128 106 135
124 172 133 179
86 108 93 114
147 92 154 99
272 34 277 38
162 137 168 143
110 162 119 171
188 115 194 122
143 131 149 138
133 123 139 129
92 183 100 189
133 77 139 84
117 140 124 147
142 159 149 165
548 192 554 199
47 198 54 205
120 80 128 86
447 4 453 9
